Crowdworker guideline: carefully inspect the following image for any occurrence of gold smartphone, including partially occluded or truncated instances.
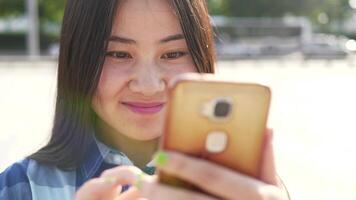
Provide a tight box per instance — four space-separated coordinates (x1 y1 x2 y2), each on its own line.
158 73 271 192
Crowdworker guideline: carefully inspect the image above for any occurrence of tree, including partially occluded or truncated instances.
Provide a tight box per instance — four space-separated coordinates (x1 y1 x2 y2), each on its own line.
38 0 65 24
0 0 65 24
208 0 298 17
0 0 25 16
207 0 352 22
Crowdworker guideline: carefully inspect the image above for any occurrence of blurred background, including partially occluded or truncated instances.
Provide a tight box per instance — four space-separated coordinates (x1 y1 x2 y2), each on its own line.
1 0 356 199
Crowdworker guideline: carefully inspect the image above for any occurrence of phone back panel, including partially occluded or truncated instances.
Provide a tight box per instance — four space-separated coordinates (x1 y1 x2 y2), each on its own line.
161 78 271 178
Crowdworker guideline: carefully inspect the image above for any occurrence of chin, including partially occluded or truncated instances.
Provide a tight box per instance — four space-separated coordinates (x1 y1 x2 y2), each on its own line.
128 128 163 141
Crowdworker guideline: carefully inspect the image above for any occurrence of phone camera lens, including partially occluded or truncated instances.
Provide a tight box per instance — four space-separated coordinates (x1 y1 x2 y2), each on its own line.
214 100 231 118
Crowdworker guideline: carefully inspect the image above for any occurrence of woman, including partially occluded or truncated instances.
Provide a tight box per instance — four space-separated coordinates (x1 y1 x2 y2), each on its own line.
0 0 289 199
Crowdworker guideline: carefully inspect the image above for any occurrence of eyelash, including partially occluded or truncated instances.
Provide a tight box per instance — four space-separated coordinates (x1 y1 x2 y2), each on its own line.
161 51 187 59
105 51 188 60
106 51 132 59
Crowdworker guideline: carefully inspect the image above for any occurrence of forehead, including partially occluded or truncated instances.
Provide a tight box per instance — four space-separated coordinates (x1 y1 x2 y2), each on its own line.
112 0 181 36
119 0 173 12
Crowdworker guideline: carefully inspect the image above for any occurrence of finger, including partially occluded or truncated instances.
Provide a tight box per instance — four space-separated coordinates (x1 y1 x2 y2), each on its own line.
100 165 143 186
102 166 158 199
141 182 218 200
75 177 122 200
116 176 217 200
154 151 269 200
76 166 148 200
259 128 278 185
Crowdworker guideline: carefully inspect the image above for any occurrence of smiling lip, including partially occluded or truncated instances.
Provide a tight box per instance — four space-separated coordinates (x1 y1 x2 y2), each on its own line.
121 102 165 114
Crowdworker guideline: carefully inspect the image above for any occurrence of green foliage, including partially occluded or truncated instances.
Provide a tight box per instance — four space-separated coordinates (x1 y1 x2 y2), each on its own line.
38 0 65 23
207 0 230 15
0 0 25 16
207 0 352 23
0 0 353 27
0 0 65 23
317 0 351 21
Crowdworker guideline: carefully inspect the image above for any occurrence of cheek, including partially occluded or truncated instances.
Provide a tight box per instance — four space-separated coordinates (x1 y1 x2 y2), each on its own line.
96 64 131 102
163 64 197 80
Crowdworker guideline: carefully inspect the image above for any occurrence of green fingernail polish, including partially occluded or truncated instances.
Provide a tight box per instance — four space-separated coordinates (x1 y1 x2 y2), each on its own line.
154 151 169 166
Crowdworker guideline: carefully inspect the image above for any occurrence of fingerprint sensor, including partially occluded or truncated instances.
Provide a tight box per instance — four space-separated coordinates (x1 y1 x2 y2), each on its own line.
206 131 228 153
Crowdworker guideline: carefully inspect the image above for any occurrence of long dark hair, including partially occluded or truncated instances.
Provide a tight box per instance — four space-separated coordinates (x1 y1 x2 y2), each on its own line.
29 0 216 170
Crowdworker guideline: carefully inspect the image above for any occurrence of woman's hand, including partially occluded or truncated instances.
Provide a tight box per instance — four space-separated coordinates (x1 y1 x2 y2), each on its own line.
148 129 289 200
75 129 289 200
74 166 142 200
75 165 218 200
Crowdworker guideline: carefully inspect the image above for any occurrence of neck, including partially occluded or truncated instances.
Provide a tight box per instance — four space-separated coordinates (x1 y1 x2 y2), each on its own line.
95 120 159 169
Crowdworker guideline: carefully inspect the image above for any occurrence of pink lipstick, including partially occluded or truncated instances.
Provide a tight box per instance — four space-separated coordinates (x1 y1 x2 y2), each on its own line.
121 102 165 114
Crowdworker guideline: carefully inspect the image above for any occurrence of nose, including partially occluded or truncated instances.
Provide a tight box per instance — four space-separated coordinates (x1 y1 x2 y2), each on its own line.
129 63 166 96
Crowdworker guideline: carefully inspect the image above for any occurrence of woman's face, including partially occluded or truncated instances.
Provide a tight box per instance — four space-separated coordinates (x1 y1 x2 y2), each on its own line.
92 0 196 141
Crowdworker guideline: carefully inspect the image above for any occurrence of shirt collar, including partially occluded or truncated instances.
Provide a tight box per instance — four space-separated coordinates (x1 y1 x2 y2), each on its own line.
80 137 134 179
80 136 156 179
95 138 134 166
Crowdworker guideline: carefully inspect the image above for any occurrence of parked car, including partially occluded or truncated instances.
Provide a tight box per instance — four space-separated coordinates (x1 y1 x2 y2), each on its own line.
216 43 262 59
302 34 349 59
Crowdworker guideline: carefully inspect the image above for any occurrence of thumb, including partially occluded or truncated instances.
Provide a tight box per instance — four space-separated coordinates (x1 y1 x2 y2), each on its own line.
259 128 278 185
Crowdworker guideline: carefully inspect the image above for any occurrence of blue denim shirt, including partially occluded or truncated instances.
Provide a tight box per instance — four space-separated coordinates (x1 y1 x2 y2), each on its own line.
0 139 156 200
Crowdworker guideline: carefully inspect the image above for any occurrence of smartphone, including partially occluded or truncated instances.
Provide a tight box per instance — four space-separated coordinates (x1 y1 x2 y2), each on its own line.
158 73 271 191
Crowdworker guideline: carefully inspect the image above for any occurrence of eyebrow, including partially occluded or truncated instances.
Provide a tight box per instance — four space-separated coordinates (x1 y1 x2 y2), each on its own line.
107 34 185 44
108 35 136 44
159 34 185 43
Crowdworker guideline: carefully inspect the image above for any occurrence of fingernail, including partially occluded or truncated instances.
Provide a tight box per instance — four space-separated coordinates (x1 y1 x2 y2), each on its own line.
153 151 169 167
133 172 145 189
98 177 117 185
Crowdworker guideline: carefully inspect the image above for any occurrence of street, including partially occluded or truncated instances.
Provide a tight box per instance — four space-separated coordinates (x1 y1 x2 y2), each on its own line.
1 58 356 199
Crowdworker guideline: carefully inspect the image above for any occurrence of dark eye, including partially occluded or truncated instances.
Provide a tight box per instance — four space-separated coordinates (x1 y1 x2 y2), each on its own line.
106 51 132 59
161 51 187 59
